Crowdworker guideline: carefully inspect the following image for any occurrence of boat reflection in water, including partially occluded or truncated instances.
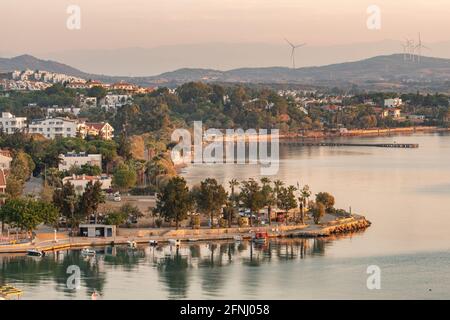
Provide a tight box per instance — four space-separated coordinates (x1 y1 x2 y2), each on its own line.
0 232 364 299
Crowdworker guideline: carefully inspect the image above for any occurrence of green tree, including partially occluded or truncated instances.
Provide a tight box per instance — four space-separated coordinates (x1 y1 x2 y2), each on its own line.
118 203 144 223
87 86 107 100
77 181 105 224
239 178 265 226
0 198 59 235
299 185 311 224
194 178 228 228
316 192 335 212
5 176 24 198
154 177 193 230
53 182 78 231
104 210 127 226
277 185 298 223
113 162 137 192
310 202 326 224
260 177 276 225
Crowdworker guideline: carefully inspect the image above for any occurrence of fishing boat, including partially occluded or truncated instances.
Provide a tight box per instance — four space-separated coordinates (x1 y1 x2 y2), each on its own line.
27 249 45 257
81 248 96 256
149 240 158 246
127 240 137 249
252 231 269 244
168 239 181 247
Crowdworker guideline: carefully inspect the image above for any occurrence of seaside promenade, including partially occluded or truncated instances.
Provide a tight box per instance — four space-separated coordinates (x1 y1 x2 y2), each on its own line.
0 214 370 254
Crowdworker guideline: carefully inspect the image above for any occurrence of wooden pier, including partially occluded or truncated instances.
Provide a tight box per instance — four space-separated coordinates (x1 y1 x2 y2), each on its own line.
281 141 419 148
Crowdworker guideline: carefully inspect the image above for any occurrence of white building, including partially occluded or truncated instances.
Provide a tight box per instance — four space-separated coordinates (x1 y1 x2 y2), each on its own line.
384 98 403 108
62 174 112 194
0 112 27 134
0 150 12 170
59 152 102 171
78 95 97 108
28 117 81 139
100 94 132 110
46 106 81 116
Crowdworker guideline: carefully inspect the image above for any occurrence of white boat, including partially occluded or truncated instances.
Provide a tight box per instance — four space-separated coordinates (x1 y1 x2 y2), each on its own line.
187 238 198 242
27 249 44 257
168 239 181 246
149 240 158 246
233 235 243 242
81 248 96 256
127 241 137 249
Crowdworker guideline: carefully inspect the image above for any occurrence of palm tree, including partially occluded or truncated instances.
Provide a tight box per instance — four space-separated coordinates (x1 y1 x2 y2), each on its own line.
260 177 275 225
228 179 240 227
228 179 239 207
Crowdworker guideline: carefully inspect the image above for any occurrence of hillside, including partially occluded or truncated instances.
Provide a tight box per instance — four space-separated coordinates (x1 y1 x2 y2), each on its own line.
2 54 450 90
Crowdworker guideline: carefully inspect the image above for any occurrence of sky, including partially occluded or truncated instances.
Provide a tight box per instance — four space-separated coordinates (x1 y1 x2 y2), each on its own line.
1 0 450 54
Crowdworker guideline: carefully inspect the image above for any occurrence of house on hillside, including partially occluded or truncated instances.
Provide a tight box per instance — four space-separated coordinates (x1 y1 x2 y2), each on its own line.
82 122 114 140
62 174 112 194
58 152 102 171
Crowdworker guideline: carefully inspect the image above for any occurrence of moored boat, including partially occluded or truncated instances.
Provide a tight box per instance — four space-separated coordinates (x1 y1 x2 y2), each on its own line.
168 239 181 246
149 240 158 246
233 235 243 242
27 249 44 257
81 248 96 256
127 241 138 249
252 231 269 244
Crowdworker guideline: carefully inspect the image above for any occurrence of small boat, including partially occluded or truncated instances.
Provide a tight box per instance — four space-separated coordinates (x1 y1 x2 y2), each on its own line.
127 241 137 249
91 290 99 300
0 284 23 300
149 240 158 246
187 238 198 242
252 232 269 244
27 249 44 257
81 248 96 256
168 239 181 246
233 235 243 242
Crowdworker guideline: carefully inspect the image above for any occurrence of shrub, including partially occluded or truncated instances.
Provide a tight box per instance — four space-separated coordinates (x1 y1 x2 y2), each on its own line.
191 215 201 229
219 218 228 228
238 217 249 227
129 186 157 196
155 218 163 228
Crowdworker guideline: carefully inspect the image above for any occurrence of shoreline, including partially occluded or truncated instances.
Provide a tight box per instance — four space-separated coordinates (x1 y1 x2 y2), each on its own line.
0 215 371 254
208 126 449 143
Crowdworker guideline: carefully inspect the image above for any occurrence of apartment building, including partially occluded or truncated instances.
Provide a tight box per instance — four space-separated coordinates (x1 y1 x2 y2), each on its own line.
0 112 27 134
28 117 81 139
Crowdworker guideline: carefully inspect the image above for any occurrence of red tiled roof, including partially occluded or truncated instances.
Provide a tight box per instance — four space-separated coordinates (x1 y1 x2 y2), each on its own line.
85 122 107 130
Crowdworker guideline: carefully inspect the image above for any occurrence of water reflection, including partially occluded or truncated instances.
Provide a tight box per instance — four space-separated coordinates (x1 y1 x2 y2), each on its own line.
0 237 338 299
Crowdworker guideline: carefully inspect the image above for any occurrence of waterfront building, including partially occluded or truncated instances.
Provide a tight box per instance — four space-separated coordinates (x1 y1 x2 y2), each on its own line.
79 224 116 238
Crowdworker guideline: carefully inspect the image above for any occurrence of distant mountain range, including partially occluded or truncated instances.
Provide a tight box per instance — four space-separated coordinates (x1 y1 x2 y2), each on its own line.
2 53 450 91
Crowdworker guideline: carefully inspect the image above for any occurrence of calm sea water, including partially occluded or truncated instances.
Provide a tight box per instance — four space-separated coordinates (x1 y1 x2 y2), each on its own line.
1 132 450 299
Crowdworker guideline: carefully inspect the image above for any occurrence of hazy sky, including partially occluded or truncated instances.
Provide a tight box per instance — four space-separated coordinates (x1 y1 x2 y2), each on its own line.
1 0 450 54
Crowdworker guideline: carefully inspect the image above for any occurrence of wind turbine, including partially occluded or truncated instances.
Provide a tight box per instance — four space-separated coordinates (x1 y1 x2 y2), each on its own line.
285 38 306 69
401 42 408 61
415 32 430 63
405 38 416 61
